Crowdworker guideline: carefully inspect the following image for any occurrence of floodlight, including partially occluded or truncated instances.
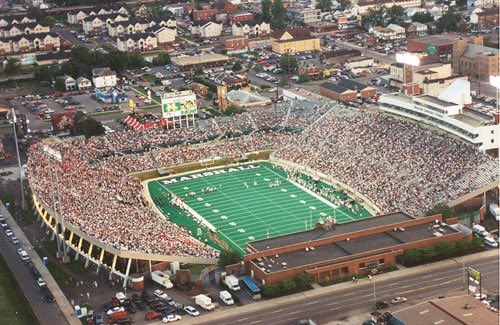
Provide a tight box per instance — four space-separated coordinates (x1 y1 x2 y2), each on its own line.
396 52 420 67
489 75 500 89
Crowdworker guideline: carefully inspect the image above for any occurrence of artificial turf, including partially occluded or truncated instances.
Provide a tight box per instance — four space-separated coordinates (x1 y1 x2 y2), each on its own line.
148 161 372 255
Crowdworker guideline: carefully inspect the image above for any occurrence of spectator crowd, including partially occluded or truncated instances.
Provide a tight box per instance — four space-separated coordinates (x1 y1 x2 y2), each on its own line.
27 101 499 258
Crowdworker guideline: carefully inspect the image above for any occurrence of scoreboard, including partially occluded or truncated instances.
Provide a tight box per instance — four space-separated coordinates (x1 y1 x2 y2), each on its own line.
161 90 197 118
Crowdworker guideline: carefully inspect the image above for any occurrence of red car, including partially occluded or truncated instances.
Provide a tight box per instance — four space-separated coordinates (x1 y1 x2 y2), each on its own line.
145 311 162 321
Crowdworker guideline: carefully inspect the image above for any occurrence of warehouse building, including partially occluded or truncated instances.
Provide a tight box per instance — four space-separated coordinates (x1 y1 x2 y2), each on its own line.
319 82 356 102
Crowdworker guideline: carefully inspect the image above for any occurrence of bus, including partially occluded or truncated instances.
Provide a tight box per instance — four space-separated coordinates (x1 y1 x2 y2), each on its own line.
241 276 261 300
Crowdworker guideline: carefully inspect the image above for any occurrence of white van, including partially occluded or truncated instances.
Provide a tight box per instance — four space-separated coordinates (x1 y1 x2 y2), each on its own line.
219 291 234 305
484 236 498 248
472 224 489 237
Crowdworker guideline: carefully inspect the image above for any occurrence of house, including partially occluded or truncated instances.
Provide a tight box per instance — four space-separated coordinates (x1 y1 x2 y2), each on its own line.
76 77 92 90
135 4 151 19
224 35 249 52
470 8 499 28
271 27 320 54
92 67 117 88
338 79 377 98
232 20 271 38
371 24 406 40
319 82 357 101
116 33 158 52
66 5 128 24
147 25 177 44
0 22 50 38
0 33 60 55
60 75 76 91
401 22 428 38
0 15 36 27
191 21 222 38
82 14 129 36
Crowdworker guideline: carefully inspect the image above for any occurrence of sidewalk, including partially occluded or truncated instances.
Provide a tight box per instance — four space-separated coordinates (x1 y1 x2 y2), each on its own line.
174 250 499 325
0 202 80 325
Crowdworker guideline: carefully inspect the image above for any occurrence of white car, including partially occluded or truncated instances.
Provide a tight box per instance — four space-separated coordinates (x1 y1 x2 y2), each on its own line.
162 314 181 323
391 296 407 304
154 289 168 300
11 236 19 245
106 307 125 315
5 228 13 236
183 305 199 316
37 278 46 287
484 236 499 248
17 248 29 260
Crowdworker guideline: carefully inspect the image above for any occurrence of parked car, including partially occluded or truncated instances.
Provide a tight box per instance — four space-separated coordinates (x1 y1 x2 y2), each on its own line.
41 286 55 303
36 278 46 287
95 314 104 325
183 305 199 316
154 289 168 300
106 306 125 316
11 236 19 244
145 311 162 320
17 248 29 260
162 314 181 323
5 228 13 236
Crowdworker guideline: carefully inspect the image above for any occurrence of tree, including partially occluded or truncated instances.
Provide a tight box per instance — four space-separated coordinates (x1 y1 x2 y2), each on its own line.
44 16 56 28
152 52 171 66
271 0 287 30
425 203 455 219
71 112 105 138
387 5 405 24
261 0 272 23
411 11 434 23
317 0 332 12
294 272 314 289
364 6 387 27
55 76 67 92
437 12 462 32
279 55 298 73
338 0 351 10
232 62 243 71
217 249 241 267
3 59 20 75
298 74 310 83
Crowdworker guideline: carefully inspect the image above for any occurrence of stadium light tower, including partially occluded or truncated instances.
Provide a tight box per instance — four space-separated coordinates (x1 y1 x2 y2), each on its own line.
43 145 69 263
396 52 420 94
490 75 500 209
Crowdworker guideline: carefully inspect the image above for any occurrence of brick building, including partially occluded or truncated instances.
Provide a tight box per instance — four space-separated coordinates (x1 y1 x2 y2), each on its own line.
298 61 321 78
407 34 462 63
228 12 254 23
453 36 500 81
321 49 362 65
224 35 249 52
339 80 377 98
192 9 219 22
319 82 357 101
470 7 499 28
245 213 468 285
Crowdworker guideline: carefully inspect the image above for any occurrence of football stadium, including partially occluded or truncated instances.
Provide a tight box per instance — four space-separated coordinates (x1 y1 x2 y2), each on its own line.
27 101 500 286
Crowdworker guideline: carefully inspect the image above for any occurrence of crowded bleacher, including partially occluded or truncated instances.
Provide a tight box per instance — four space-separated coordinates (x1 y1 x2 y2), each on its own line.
27 102 500 257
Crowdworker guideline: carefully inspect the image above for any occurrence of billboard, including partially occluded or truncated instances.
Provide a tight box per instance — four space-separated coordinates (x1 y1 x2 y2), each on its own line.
161 91 197 118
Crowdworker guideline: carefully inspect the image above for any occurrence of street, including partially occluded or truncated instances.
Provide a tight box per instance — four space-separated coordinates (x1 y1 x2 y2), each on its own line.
195 254 498 325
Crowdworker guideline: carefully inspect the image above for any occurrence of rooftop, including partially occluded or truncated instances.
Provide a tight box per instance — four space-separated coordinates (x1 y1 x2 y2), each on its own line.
393 295 499 325
171 54 229 67
416 95 458 107
251 219 457 273
411 34 462 46
249 212 413 252
319 82 354 94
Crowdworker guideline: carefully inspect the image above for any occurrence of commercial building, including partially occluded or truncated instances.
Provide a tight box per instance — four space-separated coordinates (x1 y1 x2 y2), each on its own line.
171 53 229 69
407 34 462 63
400 22 428 38
393 295 498 325
321 49 361 64
245 212 468 285
370 24 406 40
286 8 322 25
224 36 249 53
92 67 117 89
452 36 499 81
379 80 500 153
271 28 320 54
319 82 357 102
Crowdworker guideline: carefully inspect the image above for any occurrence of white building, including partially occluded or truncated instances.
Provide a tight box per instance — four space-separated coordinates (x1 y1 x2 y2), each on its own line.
92 67 117 88
379 80 499 152
191 21 222 38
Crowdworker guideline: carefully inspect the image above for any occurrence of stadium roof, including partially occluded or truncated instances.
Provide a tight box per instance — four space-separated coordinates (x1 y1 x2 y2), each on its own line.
225 90 271 106
249 212 413 252
438 79 472 106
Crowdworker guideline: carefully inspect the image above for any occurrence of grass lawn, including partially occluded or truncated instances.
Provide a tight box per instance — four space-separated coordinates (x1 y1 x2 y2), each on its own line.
149 162 372 255
0 254 38 325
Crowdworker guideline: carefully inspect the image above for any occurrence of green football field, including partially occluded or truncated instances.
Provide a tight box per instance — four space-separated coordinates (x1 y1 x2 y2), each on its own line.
148 161 372 255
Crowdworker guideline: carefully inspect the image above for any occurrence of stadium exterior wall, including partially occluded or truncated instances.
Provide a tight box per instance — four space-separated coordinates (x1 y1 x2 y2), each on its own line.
446 181 500 208
270 155 381 215
31 194 217 287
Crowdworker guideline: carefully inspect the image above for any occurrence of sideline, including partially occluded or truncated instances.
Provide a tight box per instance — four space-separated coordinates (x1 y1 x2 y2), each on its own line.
172 250 498 325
